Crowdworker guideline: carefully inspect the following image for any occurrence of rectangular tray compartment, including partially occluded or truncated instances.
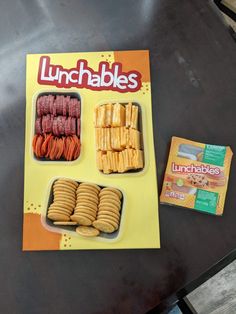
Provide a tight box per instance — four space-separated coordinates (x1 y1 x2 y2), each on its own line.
32 91 81 162
43 178 124 241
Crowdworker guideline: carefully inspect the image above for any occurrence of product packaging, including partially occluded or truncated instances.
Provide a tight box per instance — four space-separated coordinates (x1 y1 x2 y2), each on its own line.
160 136 233 215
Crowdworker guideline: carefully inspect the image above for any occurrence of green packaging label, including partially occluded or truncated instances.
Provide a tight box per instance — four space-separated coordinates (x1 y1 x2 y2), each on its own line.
203 144 226 166
194 189 219 214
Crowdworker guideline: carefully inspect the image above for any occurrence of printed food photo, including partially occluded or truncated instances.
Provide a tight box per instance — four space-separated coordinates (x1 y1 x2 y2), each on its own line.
23 50 159 251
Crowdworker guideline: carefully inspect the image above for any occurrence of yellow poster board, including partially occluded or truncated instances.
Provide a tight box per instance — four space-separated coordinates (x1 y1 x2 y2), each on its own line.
23 50 160 250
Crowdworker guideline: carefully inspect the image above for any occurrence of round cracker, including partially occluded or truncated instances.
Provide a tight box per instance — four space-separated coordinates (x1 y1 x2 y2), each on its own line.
75 205 97 214
54 192 76 202
97 210 120 220
97 218 119 229
48 205 72 214
73 212 95 221
54 181 77 190
70 215 92 226
53 221 78 225
77 186 99 195
75 201 98 211
98 202 120 211
76 197 98 206
77 188 98 198
48 212 70 221
100 194 121 203
53 189 75 197
76 226 100 237
55 179 78 189
97 214 119 225
53 191 76 199
77 191 98 199
99 188 122 199
57 178 78 187
99 197 121 208
77 194 99 204
48 209 70 216
74 208 97 218
51 201 74 210
53 184 76 192
92 220 115 233
79 182 101 192
53 197 75 206
97 206 120 214
75 204 97 213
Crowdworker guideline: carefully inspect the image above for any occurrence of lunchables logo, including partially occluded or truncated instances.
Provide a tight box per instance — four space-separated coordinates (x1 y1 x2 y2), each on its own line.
37 56 142 93
171 162 221 176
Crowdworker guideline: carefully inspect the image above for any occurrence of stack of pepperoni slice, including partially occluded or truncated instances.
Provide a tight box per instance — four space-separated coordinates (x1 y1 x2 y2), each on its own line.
32 94 81 161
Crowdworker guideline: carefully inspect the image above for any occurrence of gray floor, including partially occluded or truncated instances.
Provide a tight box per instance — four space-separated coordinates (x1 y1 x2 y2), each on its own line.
186 260 236 314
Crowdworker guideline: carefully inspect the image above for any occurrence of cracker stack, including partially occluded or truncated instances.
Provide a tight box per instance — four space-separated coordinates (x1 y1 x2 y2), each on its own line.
47 178 78 222
93 187 122 233
94 102 144 173
71 183 101 226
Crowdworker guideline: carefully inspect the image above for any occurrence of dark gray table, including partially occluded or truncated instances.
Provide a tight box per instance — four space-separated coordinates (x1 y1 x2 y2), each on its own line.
0 1 236 313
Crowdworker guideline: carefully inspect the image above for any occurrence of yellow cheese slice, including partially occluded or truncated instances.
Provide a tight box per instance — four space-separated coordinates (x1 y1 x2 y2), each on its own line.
131 105 138 129
125 102 132 127
105 103 113 127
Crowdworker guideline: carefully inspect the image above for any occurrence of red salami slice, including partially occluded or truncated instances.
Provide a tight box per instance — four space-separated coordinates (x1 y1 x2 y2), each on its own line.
41 96 46 116
36 98 41 116
45 114 52 133
59 95 64 115
61 116 66 134
62 96 67 116
75 100 81 118
44 96 49 114
65 117 71 136
52 118 59 136
41 115 46 133
68 99 72 117
72 99 77 117
77 118 80 136
57 116 64 135
53 98 57 116
35 117 42 134
71 117 76 135
49 95 54 114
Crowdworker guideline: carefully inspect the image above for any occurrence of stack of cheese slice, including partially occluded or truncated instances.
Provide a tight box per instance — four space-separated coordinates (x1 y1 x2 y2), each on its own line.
94 102 144 173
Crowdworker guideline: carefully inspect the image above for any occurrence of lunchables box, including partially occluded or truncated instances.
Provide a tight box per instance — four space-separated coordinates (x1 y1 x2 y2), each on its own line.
160 137 233 215
23 50 160 251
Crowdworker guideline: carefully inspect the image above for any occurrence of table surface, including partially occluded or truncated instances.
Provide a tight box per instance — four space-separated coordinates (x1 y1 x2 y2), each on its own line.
0 0 236 313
